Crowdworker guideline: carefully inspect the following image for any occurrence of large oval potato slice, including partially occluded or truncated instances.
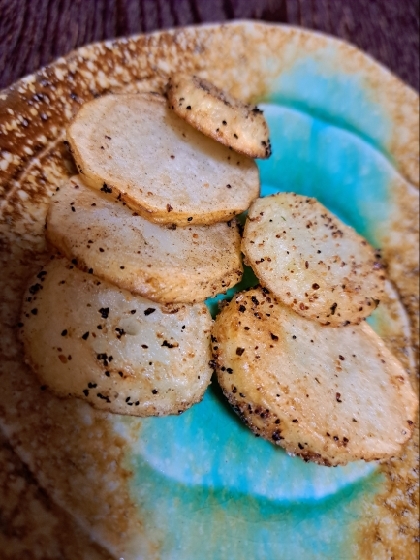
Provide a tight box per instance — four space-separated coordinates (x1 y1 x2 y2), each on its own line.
167 75 271 159
242 193 385 326
67 93 260 226
19 257 213 417
212 287 417 466
47 177 243 303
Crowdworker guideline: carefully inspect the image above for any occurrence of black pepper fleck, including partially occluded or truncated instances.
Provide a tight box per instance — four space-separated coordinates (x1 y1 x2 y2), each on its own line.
101 183 112 194
99 307 109 319
144 308 156 316
162 340 176 348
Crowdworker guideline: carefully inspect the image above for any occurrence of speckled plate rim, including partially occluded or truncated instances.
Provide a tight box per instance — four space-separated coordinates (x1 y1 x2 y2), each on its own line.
0 20 418 559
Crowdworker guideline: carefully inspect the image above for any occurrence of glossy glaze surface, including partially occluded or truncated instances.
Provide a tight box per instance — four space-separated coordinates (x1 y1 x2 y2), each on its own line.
0 22 418 559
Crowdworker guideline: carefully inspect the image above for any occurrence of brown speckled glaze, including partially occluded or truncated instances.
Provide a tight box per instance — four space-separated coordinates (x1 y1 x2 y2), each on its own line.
0 430 113 560
0 22 418 559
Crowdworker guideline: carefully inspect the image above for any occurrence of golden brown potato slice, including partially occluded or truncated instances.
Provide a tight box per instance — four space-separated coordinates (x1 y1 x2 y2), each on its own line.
19 257 213 417
47 177 243 303
167 75 271 159
242 193 385 326
212 287 417 466
67 93 260 226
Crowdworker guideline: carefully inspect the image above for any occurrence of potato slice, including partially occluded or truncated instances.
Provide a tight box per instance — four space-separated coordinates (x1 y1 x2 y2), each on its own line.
242 193 385 326
67 93 260 226
47 177 243 303
19 257 213 417
212 287 417 466
167 75 271 159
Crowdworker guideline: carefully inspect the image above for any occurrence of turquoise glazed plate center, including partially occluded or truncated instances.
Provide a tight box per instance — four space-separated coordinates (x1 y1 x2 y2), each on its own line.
122 83 400 558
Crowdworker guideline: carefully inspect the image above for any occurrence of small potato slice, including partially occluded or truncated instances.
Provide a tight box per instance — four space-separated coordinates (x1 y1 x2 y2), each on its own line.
212 287 417 466
67 93 260 226
242 193 385 326
47 177 243 303
167 75 271 159
19 257 213 417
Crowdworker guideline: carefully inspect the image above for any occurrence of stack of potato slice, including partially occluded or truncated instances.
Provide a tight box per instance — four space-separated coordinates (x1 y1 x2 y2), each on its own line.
214 193 417 465
19 75 416 465
19 78 268 418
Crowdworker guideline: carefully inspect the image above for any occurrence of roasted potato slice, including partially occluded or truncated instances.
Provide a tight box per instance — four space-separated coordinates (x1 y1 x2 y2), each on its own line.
212 287 417 466
167 75 271 159
19 257 213 417
67 93 260 226
242 193 385 326
47 177 243 303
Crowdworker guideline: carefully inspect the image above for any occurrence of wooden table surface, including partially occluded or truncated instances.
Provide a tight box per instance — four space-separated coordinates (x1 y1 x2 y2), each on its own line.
0 0 419 92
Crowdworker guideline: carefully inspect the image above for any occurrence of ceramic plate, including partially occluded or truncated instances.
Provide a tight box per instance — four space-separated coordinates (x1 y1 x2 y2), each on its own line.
0 21 418 560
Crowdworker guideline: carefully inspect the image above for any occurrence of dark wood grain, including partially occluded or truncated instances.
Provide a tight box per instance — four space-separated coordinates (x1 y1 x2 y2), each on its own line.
0 0 418 91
